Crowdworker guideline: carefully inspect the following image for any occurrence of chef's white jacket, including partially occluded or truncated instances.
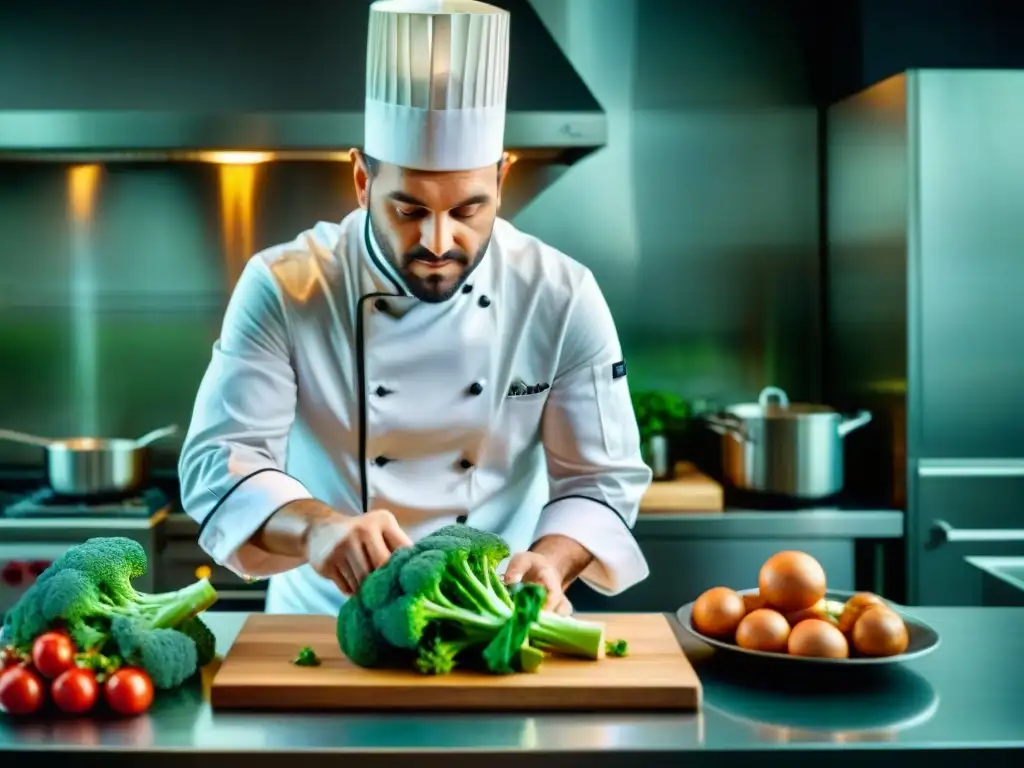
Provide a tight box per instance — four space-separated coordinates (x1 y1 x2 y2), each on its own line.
178 210 652 614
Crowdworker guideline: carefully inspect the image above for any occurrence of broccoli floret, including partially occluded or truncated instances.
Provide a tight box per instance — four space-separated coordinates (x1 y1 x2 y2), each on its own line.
605 639 629 657
2 582 49 648
47 536 149 605
2 537 219 690
418 526 513 607
337 526 606 676
422 525 510 564
415 636 469 675
293 646 321 667
178 616 217 667
111 616 198 689
360 547 416 611
337 592 386 668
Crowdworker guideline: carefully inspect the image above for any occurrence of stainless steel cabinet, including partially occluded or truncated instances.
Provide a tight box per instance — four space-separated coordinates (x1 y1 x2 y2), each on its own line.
916 73 1024 460
912 469 1024 605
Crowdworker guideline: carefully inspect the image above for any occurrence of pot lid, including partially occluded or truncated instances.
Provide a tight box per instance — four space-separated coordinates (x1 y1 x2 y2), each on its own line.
725 387 838 418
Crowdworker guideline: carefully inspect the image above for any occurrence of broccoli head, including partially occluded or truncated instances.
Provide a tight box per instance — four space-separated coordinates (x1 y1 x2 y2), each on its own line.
336 525 606 676
2 582 48 649
2 536 219 690
337 592 385 667
359 546 416 612
48 536 148 605
112 615 199 689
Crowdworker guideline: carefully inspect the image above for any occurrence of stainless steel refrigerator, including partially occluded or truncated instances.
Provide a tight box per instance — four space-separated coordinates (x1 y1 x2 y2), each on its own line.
827 69 1024 606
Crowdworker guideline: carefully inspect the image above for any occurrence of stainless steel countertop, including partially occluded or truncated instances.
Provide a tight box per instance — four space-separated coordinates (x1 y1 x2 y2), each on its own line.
1 608 1021 766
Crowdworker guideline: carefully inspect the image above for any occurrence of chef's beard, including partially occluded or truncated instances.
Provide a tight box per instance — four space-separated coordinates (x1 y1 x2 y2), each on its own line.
369 209 490 303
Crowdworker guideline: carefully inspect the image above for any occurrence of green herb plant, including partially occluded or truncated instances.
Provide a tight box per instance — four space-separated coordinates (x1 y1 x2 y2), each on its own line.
631 390 691 442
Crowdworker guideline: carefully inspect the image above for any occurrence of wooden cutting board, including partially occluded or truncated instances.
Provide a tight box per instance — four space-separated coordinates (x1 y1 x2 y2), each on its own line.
211 613 701 712
639 462 724 513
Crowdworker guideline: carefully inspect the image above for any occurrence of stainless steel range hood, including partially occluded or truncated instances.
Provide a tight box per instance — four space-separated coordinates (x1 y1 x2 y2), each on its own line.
0 0 605 164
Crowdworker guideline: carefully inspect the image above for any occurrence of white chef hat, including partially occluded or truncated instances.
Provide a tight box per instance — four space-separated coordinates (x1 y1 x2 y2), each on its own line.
364 0 510 172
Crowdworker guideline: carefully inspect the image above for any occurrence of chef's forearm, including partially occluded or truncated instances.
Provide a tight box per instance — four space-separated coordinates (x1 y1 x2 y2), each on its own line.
250 499 342 558
530 534 594 587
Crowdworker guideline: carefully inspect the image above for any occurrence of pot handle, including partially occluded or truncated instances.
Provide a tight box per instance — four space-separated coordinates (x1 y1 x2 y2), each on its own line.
704 415 750 444
0 429 54 448
758 386 790 408
133 424 180 448
837 410 872 438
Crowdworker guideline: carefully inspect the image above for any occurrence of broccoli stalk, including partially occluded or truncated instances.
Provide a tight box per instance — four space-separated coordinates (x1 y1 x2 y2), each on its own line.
481 582 545 674
523 613 606 660
414 635 546 676
38 568 217 650
340 525 607 676
409 538 606 659
435 548 607 659
516 644 546 673
488 568 514 610
375 593 505 650
45 570 216 639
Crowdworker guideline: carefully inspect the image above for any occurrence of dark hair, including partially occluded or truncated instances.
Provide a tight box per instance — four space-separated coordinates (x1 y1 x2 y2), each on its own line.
361 150 502 179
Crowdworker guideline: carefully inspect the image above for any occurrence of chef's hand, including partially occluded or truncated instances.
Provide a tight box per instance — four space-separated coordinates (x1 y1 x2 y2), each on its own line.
305 508 413 596
503 551 574 616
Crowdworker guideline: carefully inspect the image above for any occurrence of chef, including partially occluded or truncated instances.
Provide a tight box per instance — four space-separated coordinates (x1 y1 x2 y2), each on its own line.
178 0 652 616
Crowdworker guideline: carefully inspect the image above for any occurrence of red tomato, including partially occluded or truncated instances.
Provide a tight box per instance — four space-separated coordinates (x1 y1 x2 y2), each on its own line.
104 668 153 716
32 632 76 679
52 667 98 715
0 666 44 715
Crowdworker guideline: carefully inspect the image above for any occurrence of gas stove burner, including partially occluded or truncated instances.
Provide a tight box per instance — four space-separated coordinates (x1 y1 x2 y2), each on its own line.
2 487 170 519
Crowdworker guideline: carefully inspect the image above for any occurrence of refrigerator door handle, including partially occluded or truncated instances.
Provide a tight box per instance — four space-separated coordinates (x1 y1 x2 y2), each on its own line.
930 519 1024 546
918 459 1024 477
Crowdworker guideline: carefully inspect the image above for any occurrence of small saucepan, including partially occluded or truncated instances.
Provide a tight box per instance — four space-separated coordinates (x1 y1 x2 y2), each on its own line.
0 424 179 497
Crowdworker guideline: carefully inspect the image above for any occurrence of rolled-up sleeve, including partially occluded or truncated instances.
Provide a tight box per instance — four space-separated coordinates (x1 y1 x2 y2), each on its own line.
536 270 653 596
178 257 314 579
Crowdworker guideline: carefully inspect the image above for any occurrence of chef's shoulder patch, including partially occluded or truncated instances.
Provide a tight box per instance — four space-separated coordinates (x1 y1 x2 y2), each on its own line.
612 360 627 379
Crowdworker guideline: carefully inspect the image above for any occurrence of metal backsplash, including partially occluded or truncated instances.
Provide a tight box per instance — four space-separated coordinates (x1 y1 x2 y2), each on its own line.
0 0 822 471
524 0 822 405
0 158 563 466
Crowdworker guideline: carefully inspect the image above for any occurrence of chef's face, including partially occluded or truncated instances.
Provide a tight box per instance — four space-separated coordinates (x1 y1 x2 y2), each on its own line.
353 150 509 303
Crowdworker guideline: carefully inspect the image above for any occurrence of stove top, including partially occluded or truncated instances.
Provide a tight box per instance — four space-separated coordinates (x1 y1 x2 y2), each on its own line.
2 487 170 519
